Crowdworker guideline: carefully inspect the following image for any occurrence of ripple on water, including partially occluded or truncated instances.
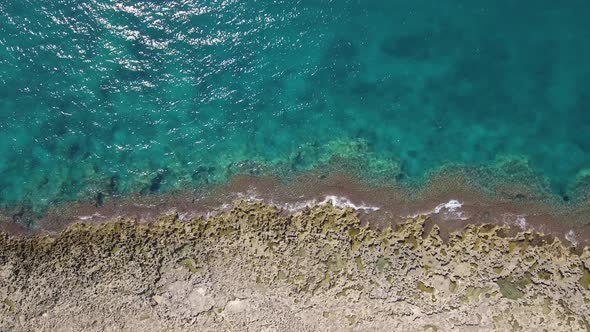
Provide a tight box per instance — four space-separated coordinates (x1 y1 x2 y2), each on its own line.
1 0 590 210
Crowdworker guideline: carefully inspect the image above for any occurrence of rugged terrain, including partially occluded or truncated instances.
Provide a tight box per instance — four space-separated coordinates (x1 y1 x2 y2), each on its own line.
1 201 589 331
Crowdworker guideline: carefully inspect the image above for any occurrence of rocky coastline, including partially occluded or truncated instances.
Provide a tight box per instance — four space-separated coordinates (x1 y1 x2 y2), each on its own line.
1 201 589 331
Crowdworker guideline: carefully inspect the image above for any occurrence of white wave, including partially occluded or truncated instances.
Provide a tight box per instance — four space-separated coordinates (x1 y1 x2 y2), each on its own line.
271 195 380 213
204 202 234 218
515 215 527 229
235 190 264 203
565 230 578 247
501 213 528 230
433 200 463 213
231 191 380 213
278 200 318 212
319 195 380 212
404 199 468 220
78 212 105 221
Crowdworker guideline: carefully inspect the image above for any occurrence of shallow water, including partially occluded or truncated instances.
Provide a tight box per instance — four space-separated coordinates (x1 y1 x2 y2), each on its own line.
1 0 590 210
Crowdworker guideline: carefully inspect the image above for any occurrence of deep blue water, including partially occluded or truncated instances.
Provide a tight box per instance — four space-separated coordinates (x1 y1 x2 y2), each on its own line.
1 0 590 209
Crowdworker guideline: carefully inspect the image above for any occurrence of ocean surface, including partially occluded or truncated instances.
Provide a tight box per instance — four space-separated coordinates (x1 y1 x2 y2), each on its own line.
1 0 590 211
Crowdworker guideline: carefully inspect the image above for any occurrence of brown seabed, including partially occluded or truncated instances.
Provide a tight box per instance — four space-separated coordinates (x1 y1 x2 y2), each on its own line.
2 171 590 248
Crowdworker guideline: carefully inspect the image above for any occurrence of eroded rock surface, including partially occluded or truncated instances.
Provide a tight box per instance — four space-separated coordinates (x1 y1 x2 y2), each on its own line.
1 202 589 331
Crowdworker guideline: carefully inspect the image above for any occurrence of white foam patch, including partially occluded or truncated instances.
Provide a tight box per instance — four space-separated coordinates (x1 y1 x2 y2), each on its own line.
404 199 468 221
203 202 234 218
501 213 528 230
515 215 527 229
78 213 105 221
319 195 380 212
279 200 318 212
228 191 380 213
433 200 463 213
271 196 380 213
565 230 578 247
235 190 264 203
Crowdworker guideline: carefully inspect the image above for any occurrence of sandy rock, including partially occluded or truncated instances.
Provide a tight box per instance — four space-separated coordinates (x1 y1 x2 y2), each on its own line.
0 201 589 331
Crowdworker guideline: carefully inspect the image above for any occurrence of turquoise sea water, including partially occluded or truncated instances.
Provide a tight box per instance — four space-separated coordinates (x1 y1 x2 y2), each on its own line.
1 0 590 210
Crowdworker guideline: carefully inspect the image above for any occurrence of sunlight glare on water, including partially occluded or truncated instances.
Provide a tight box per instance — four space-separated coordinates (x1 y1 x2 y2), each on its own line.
1 0 590 209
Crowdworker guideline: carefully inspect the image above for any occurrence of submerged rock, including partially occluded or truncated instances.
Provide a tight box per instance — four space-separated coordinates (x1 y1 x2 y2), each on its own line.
0 201 589 331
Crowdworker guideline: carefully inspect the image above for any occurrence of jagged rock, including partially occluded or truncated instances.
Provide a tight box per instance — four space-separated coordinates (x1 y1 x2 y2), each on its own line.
0 201 589 331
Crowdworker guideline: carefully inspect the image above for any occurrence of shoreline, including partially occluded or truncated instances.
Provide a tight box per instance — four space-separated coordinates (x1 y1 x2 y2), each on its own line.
2 201 589 331
3 170 590 247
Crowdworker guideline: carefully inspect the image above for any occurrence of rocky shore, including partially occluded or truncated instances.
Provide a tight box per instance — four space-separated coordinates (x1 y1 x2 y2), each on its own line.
1 201 589 331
